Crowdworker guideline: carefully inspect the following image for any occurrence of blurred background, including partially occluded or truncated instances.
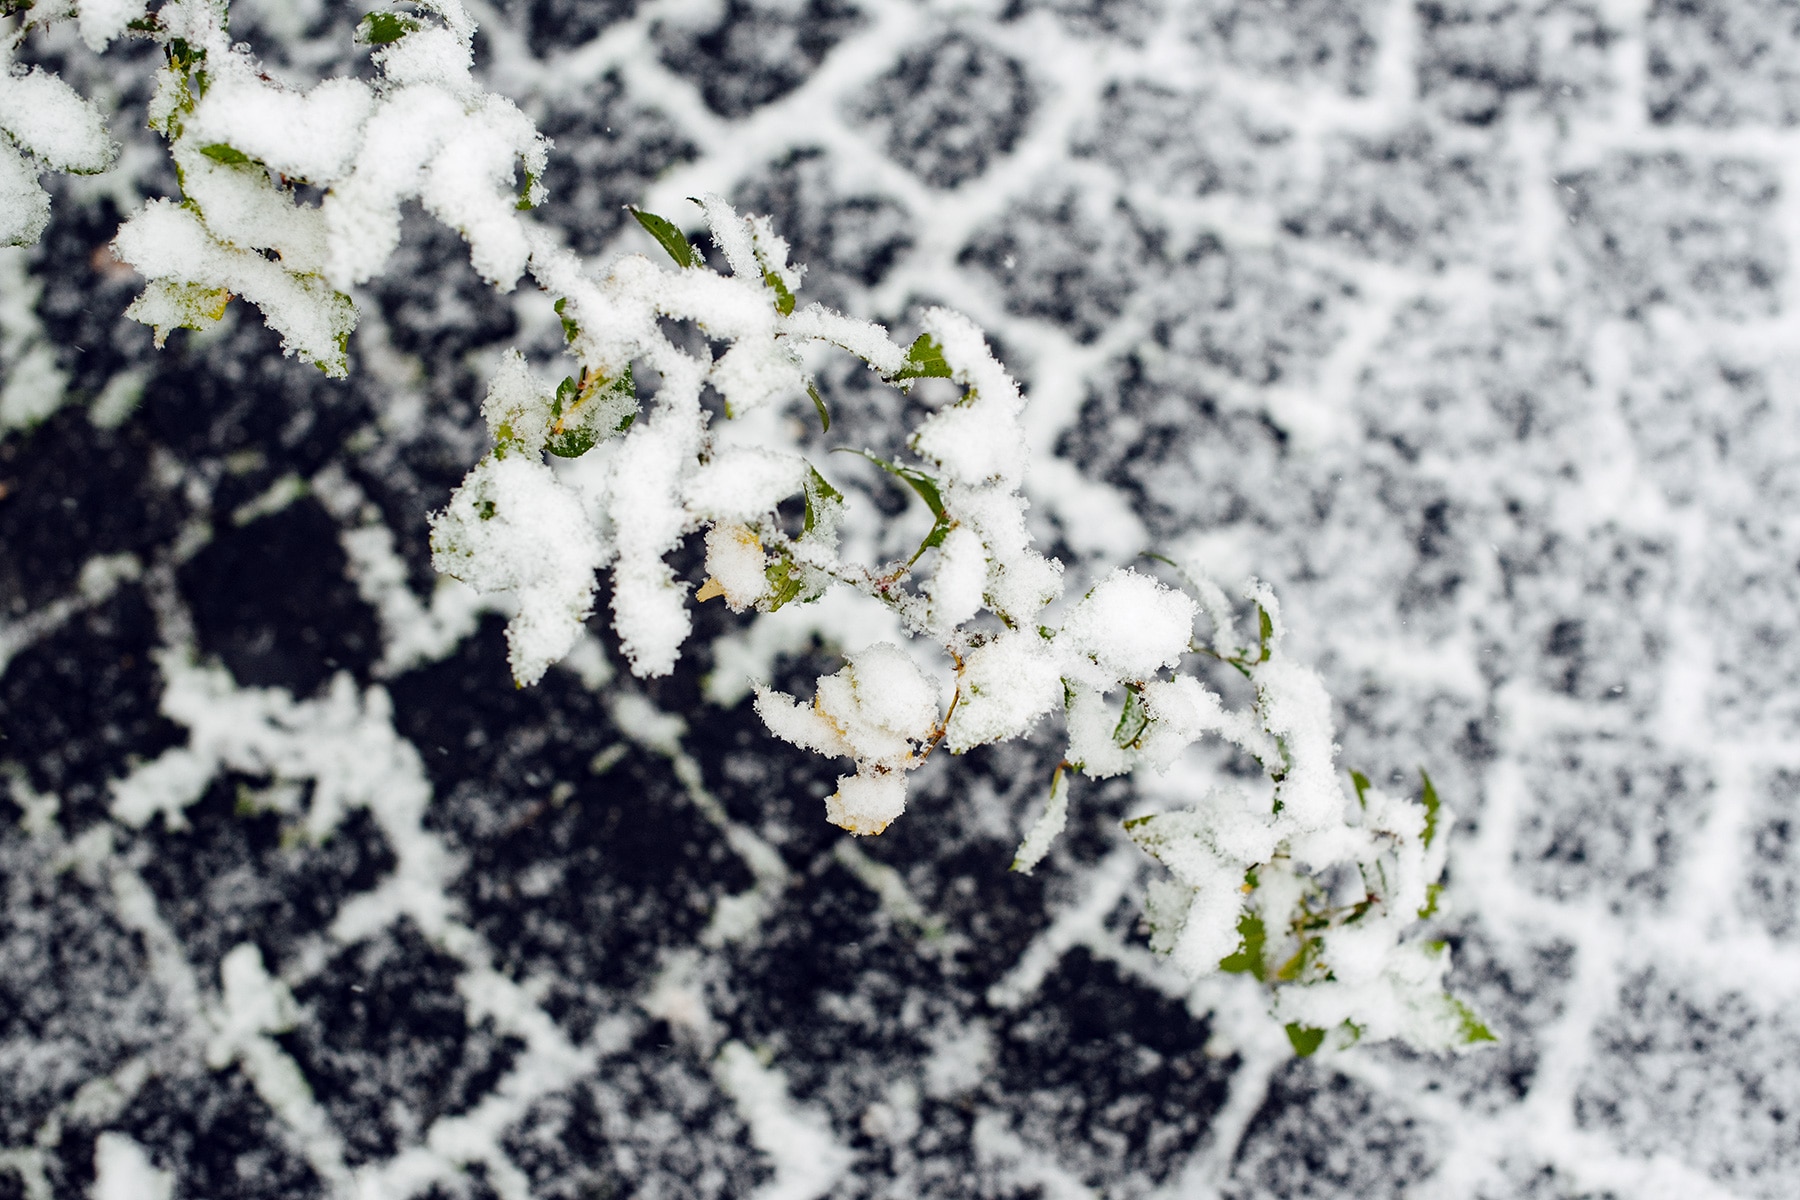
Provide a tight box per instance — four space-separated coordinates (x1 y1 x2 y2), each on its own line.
3 0 1798 1196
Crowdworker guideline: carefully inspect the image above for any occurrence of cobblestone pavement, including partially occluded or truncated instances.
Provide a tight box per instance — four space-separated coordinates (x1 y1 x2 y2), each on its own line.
4 1 1800 1196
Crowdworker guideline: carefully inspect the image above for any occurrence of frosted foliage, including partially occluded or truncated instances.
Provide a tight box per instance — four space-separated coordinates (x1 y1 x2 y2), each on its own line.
0 139 51 247
758 642 940 834
703 524 772 611
1061 568 1198 681
75 0 147 51
9 0 1479 1055
0 66 116 173
429 455 604 686
943 630 1065 753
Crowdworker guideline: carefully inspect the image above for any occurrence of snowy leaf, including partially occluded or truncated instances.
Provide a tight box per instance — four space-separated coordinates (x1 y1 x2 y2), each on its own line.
764 267 796 315
1452 997 1497 1044
1285 1022 1326 1057
630 206 697 269
198 143 253 165
802 466 842 535
357 12 423 44
547 367 637 458
1217 905 1267 980
891 333 953 381
1011 763 1069 874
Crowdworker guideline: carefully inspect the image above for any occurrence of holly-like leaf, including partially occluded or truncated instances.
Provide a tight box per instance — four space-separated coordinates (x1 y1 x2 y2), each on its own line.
891 333 953 382
629 206 697 269
1285 1023 1326 1057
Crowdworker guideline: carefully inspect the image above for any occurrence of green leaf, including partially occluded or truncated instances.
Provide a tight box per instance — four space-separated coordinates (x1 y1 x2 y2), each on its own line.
547 367 637 458
808 382 830 433
891 334 953 382
763 268 796 315
1 1 37 17
167 39 201 70
198 143 253 166
1285 1023 1327 1057
357 12 422 44
1451 997 1497 1045
1418 881 1443 919
1275 936 1318 982
837 448 946 521
629 207 697 269
1111 687 1150 749
763 555 806 612
1420 769 1441 848
1349 769 1370 808
553 297 580 344
1257 605 1274 662
1217 908 1267 981
802 466 842 536
516 169 540 211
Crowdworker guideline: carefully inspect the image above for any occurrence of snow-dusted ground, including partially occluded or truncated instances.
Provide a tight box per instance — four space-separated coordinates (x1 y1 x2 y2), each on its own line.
4 0 1800 1196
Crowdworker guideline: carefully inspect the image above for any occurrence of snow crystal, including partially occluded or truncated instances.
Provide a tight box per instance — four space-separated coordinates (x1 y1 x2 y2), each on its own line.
912 397 1029 487
696 192 760 279
1168 864 1246 978
758 643 941 833
754 685 853 759
1063 683 1134 778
